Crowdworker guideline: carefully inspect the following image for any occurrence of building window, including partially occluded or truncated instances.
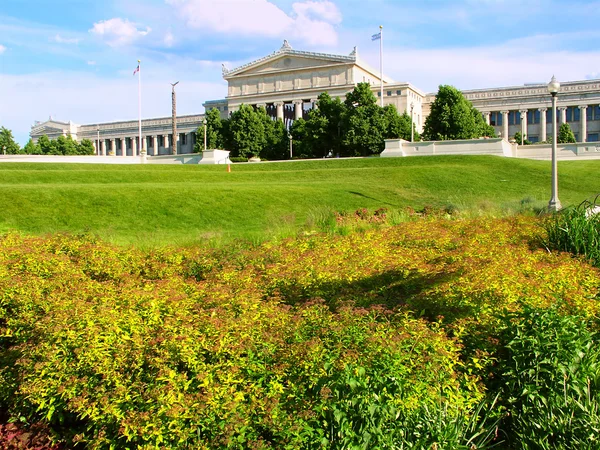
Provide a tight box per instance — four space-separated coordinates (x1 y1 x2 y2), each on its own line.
180 133 187 145
574 133 579 141
527 109 540 124
566 106 580 123
377 92 381 97
387 91 392 96
508 111 520 125
529 135 539 143
588 133 599 142
594 105 600 121
159 136 164 147
490 111 502 126
396 90 402 95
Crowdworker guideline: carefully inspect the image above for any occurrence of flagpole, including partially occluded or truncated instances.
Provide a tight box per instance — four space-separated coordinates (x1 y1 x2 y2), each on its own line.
379 25 383 107
138 59 142 156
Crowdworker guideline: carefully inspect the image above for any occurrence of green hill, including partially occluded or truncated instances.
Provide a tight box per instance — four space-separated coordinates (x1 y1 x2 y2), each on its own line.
1 156 598 246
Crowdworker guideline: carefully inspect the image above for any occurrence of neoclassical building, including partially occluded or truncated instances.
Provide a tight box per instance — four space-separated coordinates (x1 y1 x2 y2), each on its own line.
30 40 600 154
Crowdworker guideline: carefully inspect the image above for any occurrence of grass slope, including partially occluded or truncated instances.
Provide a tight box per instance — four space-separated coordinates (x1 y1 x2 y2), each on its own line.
1 156 599 246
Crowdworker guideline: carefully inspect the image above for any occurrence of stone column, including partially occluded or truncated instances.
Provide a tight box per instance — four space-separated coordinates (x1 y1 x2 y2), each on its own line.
293 100 303 120
121 138 126 157
152 135 158 156
520 110 528 140
93 142 97 154
539 108 547 142
164 134 170 152
311 99 318 110
132 137 138 156
483 112 491 125
142 136 148 156
501 111 509 140
110 139 116 156
275 102 284 121
99 140 106 156
558 106 567 125
579 105 588 142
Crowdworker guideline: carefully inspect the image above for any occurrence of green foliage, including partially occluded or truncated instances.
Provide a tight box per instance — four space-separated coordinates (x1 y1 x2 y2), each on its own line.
78 139 95 155
23 139 41 155
558 122 576 143
195 108 224 152
423 85 495 141
543 197 600 267
0 127 22 154
227 104 268 158
383 106 420 141
0 231 506 449
512 132 531 145
343 83 387 156
498 306 600 449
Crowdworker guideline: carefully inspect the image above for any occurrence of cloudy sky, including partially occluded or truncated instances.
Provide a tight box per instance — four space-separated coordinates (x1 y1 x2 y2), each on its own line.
1 0 599 145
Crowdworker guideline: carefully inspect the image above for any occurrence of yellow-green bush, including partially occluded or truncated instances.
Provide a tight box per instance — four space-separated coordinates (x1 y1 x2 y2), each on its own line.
1 216 599 448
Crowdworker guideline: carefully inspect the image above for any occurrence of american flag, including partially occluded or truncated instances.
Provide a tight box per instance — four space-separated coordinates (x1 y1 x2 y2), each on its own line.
133 64 140 75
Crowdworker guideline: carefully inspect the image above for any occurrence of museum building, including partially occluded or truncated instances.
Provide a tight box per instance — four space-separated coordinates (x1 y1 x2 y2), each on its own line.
30 40 600 155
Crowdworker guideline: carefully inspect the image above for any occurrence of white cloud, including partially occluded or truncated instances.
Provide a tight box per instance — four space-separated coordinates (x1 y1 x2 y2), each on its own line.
53 34 80 45
165 0 342 46
89 18 151 47
0 44 6 54
87 60 96 66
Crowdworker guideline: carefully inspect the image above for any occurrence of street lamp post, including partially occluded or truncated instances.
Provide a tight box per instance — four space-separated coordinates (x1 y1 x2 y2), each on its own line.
410 102 414 142
203 118 207 152
548 75 562 212
289 134 293 159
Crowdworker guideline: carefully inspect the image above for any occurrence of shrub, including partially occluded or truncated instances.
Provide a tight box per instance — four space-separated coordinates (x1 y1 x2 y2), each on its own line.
543 197 600 267
497 306 600 448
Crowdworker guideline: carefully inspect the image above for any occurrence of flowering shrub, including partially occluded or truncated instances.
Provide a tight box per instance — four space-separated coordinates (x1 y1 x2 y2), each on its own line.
1 216 599 448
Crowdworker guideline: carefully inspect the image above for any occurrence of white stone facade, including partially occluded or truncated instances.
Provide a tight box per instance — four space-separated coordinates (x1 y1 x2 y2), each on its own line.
31 40 600 154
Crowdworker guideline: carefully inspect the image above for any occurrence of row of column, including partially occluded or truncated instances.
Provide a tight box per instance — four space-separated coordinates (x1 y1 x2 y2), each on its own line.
93 134 185 156
256 100 316 121
483 105 590 142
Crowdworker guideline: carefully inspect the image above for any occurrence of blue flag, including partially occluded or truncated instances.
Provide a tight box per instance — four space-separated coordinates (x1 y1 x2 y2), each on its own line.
371 32 381 41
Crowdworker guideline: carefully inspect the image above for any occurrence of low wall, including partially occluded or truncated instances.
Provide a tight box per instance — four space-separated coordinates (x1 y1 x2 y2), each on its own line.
514 142 600 160
0 150 232 165
382 138 514 158
382 138 600 161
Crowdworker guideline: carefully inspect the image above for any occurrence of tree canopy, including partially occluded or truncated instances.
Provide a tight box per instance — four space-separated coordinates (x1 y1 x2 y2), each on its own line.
423 85 496 141
558 123 576 144
0 127 21 154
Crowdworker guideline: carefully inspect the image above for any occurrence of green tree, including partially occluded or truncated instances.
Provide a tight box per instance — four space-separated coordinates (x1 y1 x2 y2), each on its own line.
290 93 346 158
343 83 386 156
423 85 495 141
195 108 224 152
383 106 420 141
78 139 95 155
227 104 266 158
558 123 576 143
0 126 21 154
55 135 79 155
259 109 288 160
37 135 58 155
23 139 40 155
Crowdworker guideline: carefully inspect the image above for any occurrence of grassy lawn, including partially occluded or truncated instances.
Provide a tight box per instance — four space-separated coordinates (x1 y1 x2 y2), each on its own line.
1 155 599 246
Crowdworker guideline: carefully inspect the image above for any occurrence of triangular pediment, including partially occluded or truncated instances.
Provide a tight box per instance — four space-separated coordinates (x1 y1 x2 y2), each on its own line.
239 54 350 76
224 44 356 79
30 120 71 135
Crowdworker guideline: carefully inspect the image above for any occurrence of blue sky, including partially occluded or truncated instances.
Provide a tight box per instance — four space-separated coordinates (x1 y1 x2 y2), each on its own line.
1 0 599 145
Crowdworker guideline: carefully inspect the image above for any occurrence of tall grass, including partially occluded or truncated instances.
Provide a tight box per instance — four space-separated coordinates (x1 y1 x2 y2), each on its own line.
543 194 600 267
